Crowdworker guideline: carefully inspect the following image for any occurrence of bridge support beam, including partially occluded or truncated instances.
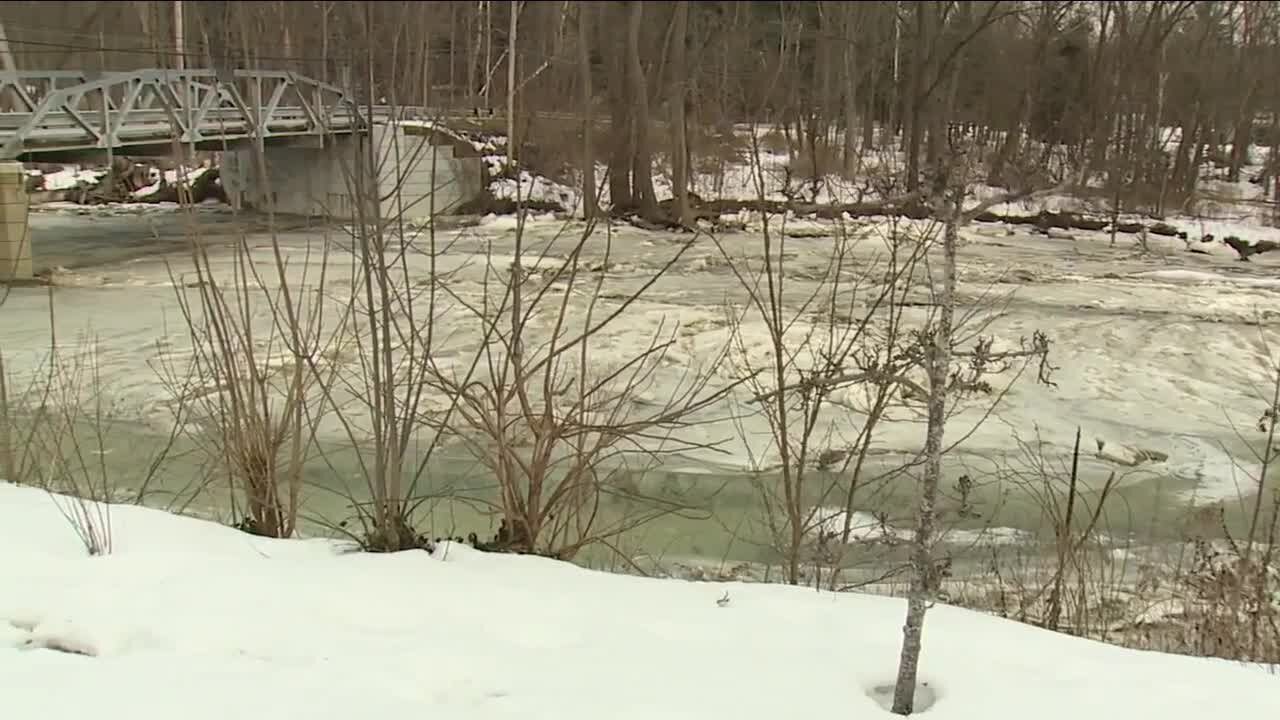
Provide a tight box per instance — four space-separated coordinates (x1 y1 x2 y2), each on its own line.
0 162 32 282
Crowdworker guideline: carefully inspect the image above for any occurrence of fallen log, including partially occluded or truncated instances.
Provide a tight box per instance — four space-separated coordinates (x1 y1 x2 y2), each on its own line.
694 199 1191 242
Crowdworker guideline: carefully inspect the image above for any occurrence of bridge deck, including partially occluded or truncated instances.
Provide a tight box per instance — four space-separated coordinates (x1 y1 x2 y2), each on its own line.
0 69 367 159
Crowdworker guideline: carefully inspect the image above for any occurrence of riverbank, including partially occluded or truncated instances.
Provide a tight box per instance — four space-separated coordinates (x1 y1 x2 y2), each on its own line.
2 481 1276 720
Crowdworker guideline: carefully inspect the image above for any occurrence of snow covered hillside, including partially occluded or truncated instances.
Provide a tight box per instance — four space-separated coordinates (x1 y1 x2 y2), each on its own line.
1 482 1275 720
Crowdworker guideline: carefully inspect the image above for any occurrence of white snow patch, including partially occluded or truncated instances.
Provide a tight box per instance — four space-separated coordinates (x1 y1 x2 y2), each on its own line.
1 481 1276 719
478 210 561 230
132 166 211 198
491 170 580 210
27 166 106 191
32 200 193 215
1130 270 1280 288
814 508 1033 547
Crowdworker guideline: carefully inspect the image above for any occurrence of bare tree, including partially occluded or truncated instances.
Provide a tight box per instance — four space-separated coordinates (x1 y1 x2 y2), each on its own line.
429 215 747 558
669 0 692 226
576 2 598 220
626 1 658 219
891 166 962 716
891 150 1069 714
506 0 519 167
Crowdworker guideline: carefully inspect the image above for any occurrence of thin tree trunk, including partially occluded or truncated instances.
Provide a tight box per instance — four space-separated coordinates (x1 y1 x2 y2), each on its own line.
815 4 831 150
1271 112 1280 224
1189 115 1207 195
891 185 957 716
626 1 657 219
862 12 878 149
468 1 482 104
422 15 433 107
905 3 927 192
940 51 963 148
841 5 860 177
0 20 17 112
1228 83 1258 183
507 0 518 166
1150 39 1169 196
134 2 155 66
670 0 691 225
0 353 11 483
887 0 901 144
277 3 291 72
577 2 598 219
605 4 632 211
320 2 330 84
447 3 456 105
988 90 1029 185
484 0 493 107
1228 4 1257 184
1171 99 1196 193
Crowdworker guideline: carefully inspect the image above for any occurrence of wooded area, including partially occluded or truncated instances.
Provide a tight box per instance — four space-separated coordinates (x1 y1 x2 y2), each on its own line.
1 1 1278 214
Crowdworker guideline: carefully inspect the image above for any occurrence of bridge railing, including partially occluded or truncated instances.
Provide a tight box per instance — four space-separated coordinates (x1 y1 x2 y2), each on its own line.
0 69 367 158
0 71 92 112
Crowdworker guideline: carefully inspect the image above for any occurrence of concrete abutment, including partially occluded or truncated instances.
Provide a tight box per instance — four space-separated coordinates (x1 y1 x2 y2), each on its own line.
222 125 483 220
0 162 32 282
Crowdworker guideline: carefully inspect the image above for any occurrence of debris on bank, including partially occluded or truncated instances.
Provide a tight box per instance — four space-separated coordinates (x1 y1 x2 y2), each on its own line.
25 159 225 206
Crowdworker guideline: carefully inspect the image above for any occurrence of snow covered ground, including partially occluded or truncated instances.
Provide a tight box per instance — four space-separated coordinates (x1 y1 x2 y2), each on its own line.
1 481 1275 720
25 163 213 198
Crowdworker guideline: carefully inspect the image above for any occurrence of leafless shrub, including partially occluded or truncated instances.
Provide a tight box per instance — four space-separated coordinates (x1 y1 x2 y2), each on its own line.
1172 533 1280 663
717 214 926 585
1166 357 1280 663
714 133 1060 596
164 225 323 539
982 426 1137 636
316 124 465 550
154 83 461 549
427 201 745 559
935 341 1280 665
15 326 179 555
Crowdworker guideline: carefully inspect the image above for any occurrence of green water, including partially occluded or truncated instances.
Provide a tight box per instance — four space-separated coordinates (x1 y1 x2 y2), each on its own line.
4 406 1241 576
27 209 324 272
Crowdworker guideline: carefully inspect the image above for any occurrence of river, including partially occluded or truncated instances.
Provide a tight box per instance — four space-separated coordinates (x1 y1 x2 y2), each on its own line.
4 203 1278 577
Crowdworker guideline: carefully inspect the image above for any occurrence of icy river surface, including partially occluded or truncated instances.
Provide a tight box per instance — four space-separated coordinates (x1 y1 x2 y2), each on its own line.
4 205 1280 565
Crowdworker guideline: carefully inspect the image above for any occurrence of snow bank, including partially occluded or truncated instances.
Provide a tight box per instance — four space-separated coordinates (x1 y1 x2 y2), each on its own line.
1 482 1275 719
130 165 211 199
491 170 581 210
32 200 222 216
26 166 107 191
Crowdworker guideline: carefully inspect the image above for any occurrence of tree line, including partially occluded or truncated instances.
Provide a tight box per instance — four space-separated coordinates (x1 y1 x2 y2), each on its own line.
1 1 1278 214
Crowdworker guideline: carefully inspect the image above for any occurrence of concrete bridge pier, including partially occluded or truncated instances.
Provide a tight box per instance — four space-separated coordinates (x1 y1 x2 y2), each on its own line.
222 124 483 221
0 162 32 282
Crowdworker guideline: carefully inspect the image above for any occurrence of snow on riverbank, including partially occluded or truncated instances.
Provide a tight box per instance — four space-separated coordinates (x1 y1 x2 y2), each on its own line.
1 481 1275 720
25 165 107 191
